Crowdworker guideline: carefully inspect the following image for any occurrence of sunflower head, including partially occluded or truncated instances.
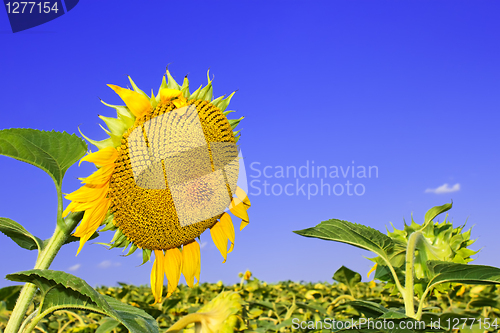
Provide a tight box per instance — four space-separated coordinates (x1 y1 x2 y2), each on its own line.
64 69 250 304
388 215 478 280
370 213 478 295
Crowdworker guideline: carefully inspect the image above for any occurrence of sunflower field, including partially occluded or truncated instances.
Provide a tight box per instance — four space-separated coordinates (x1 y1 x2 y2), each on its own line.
2 270 500 333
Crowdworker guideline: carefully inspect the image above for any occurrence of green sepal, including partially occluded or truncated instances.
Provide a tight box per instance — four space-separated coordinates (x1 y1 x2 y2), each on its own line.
198 71 213 101
166 70 181 90
156 75 168 102
120 239 131 250
79 128 115 150
98 115 128 138
229 116 244 130
97 124 122 148
123 243 138 257
100 215 117 232
100 100 136 129
141 249 152 265
223 110 236 116
177 77 188 99
422 202 453 230
189 84 203 100
211 95 225 108
150 89 158 109
128 76 149 99
218 91 236 112
109 229 128 248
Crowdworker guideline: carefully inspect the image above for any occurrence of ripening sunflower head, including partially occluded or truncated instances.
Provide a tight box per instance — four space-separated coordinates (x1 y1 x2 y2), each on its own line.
63 69 250 304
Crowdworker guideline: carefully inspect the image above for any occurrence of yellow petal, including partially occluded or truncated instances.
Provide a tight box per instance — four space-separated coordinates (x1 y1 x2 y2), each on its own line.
65 182 109 203
235 187 251 208
151 250 165 305
73 198 110 237
74 198 111 255
165 248 182 298
172 98 188 108
81 164 115 185
367 263 378 278
79 147 118 167
195 260 201 287
240 220 249 231
160 88 183 102
166 313 207 333
182 241 200 288
210 222 228 263
62 201 78 217
219 213 235 254
229 198 249 231
108 84 151 118
63 183 109 217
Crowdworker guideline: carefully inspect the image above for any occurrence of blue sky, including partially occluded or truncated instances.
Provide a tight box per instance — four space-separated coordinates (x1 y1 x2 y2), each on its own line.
1 1 499 289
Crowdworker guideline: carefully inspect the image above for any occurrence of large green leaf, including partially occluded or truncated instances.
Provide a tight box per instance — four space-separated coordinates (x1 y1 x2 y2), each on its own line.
427 261 500 289
6 269 158 333
294 219 396 264
0 128 87 189
0 217 44 251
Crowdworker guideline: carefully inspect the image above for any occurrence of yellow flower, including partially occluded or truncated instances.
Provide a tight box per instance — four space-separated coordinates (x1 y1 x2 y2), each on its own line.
167 291 244 333
63 69 250 304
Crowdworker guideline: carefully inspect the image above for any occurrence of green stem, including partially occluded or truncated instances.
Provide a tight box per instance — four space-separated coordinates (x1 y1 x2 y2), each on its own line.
404 230 422 318
379 256 406 299
4 211 83 333
416 286 432 320
22 307 55 333
18 309 38 333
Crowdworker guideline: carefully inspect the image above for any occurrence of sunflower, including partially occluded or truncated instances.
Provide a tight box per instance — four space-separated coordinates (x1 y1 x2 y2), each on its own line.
63 70 250 304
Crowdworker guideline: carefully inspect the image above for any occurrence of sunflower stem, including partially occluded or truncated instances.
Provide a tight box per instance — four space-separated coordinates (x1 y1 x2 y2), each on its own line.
403 230 422 318
5 211 83 333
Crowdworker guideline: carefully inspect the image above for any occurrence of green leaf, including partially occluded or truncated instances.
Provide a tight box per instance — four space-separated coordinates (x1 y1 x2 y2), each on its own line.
333 266 362 286
0 286 22 310
6 269 158 333
422 202 452 229
294 219 396 265
427 261 500 289
95 318 120 333
0 217 44 251
341 300 389 318
0 129 87 189
378 311 410 319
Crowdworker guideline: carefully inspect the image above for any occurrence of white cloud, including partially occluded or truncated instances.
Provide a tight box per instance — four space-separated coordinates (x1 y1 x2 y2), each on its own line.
200 241 208 249
425 183 460 194
68 264 81 272
98 260 121 269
